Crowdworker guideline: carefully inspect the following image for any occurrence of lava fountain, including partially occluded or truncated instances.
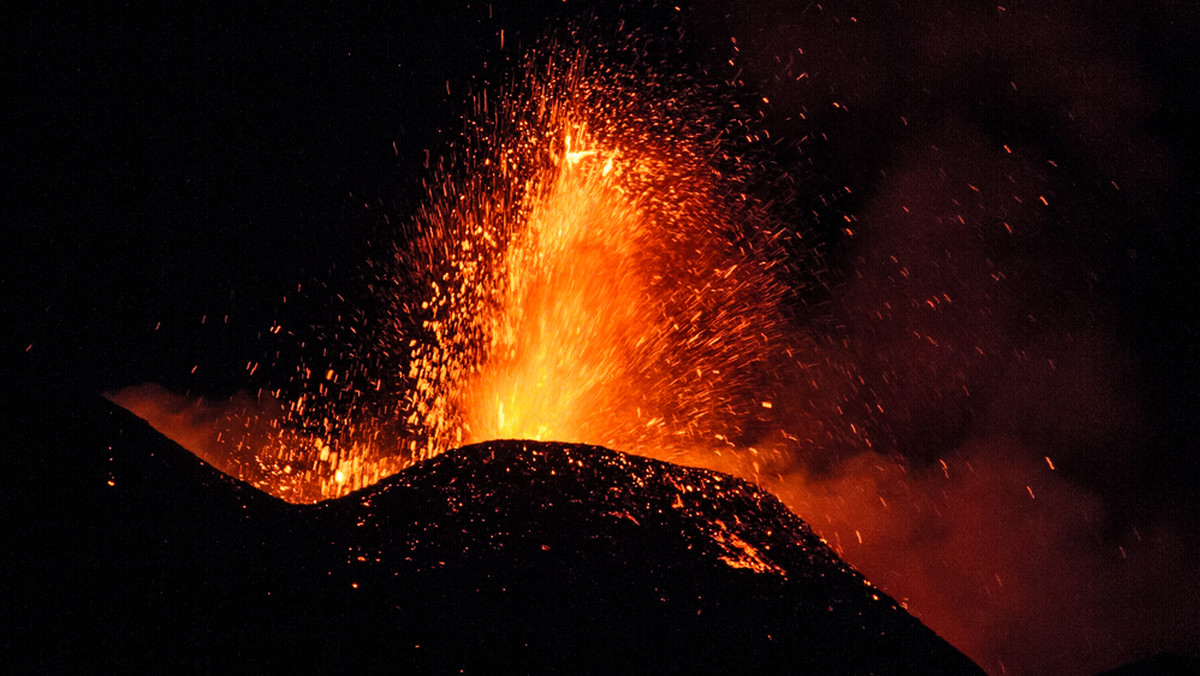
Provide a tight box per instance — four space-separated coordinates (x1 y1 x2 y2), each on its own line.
402 53 805 462
123 41 824 504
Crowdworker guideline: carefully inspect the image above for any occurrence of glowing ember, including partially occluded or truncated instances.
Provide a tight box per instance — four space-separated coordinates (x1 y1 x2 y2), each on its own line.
209 42 815 503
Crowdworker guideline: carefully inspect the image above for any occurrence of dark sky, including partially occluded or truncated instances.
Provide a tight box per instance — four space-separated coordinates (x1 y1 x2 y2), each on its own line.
6 1 1199 672
6 2 536 394
7 1 1197 396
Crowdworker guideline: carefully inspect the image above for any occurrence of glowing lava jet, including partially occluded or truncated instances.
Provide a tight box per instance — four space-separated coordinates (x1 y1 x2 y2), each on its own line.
214 44 814 503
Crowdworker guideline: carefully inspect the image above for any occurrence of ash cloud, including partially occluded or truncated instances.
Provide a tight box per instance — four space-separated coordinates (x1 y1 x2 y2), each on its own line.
707 1 1199 673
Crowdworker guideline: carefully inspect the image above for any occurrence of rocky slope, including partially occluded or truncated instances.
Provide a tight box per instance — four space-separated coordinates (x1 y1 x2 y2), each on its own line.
3 387 982 674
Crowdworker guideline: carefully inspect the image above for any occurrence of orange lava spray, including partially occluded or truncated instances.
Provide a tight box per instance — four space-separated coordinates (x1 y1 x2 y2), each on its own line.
198 41 826 503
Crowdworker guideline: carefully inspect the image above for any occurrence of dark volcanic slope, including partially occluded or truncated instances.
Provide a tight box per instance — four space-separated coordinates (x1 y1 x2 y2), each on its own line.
2 389 982 674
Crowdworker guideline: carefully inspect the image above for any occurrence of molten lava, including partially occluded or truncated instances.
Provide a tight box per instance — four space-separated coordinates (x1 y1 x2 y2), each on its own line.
193 45 811 503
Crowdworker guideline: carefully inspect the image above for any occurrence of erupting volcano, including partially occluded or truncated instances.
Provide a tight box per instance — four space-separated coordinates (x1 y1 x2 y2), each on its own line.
13 2 1199 674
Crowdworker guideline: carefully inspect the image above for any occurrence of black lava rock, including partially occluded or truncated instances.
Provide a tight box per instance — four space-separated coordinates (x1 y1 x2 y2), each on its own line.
3 387 983 674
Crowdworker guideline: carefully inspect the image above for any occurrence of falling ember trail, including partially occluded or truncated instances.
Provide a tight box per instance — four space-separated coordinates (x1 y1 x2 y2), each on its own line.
209 41 815 503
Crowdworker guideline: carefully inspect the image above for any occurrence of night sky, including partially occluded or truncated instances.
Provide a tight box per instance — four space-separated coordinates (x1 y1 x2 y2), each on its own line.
6 1 1199 673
